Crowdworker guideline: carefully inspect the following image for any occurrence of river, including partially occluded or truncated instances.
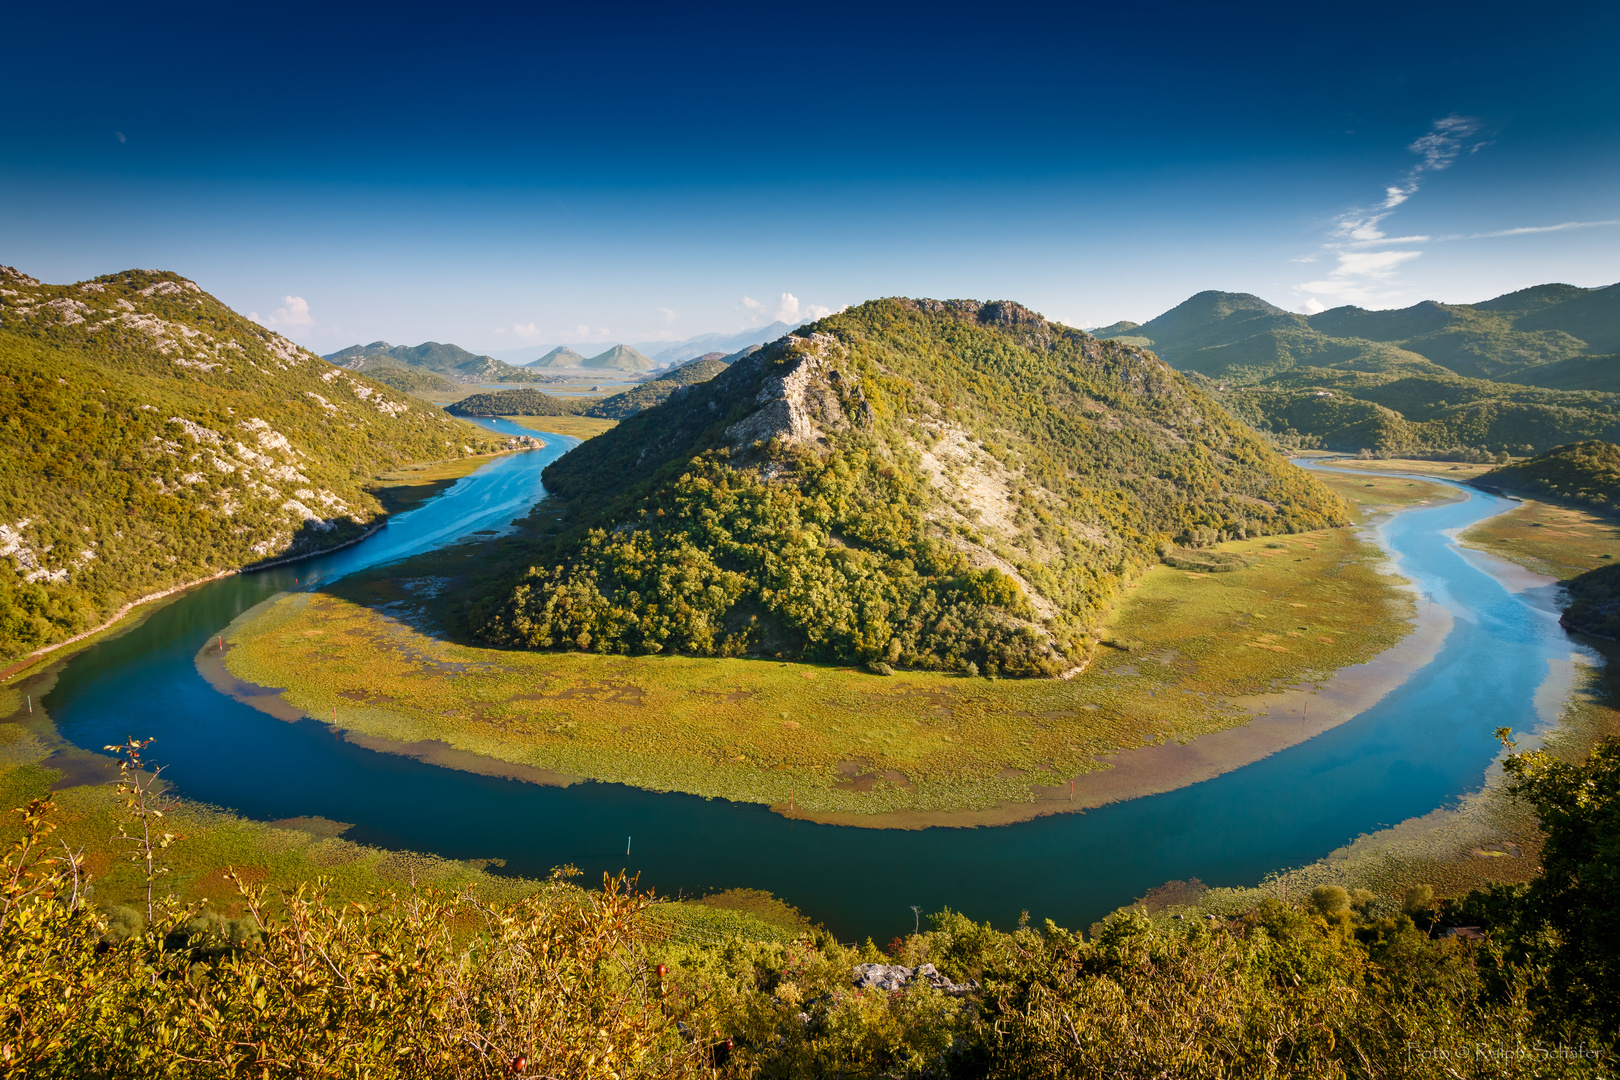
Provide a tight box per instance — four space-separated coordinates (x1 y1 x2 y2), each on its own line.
16 436 1585 941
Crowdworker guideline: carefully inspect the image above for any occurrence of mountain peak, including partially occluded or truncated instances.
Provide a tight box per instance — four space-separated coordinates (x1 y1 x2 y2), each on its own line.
582 344 656 371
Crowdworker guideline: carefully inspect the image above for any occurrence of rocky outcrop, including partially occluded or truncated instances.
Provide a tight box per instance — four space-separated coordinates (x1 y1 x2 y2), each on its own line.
851 963 977 996
725 337 869 454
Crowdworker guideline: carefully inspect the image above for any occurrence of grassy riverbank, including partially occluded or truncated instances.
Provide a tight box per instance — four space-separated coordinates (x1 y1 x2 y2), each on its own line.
220 475 1417 823
0 683 796 943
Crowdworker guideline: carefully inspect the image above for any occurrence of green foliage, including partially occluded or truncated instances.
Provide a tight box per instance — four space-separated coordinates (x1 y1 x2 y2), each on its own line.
1104 284 1620 454
364 365 459 393
325 339 548 383
585 356 732 420
1479 440 1620 515
448 388 583 417
1562 561 1620 638
0 803 690 1077
0 266 497 660
1486 733 1620 1046
479 299 1346 675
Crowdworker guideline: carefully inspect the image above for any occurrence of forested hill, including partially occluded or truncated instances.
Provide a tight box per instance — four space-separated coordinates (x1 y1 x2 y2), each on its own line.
0 266 498 660
1475 440 1620 515
1098 284 1620 457
477 298 1346 676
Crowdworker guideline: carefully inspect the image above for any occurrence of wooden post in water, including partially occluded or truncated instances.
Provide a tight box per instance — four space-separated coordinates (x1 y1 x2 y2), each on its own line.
626 836 632 858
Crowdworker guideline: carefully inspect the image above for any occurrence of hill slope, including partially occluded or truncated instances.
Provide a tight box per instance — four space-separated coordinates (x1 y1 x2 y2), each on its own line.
581 344 656 371
1475 440 1620 514
527 346 587 369
324 340 544 384
581 349 751 420
446 388 579 417
0 266 497 660
477 299 1346 675
1100 285 1620 455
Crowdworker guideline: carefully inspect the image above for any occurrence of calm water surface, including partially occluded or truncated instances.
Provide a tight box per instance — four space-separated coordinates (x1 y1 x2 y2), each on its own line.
30 444 1581 941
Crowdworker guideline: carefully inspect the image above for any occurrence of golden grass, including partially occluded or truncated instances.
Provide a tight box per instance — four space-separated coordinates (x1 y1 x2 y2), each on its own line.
221 526 1413 820
503 415 620 440
1311 469 1457 515
1326 458 1498 481
1460 499 1620 580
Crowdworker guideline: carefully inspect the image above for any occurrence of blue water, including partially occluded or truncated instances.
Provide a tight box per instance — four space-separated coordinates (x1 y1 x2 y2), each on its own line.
20 453 1580 941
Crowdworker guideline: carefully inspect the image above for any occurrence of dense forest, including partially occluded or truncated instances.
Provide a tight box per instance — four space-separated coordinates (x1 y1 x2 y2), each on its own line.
0 267 497 661
1099 284 1620 457
2 732 1614 1077
475 299 1347 676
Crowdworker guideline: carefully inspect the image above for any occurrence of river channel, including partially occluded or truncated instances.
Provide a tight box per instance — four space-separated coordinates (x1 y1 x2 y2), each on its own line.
19 431 1584 941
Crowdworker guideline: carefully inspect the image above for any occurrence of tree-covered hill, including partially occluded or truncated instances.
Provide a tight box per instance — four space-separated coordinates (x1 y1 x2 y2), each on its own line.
1475 440 1620 515
324 339 546 384
0 266 498 660
1099 283 1620 455
446 388 580 417
363 365 458 393
528 345 588 368
476 299 1346 676
582 350 748 419
581 343 657 371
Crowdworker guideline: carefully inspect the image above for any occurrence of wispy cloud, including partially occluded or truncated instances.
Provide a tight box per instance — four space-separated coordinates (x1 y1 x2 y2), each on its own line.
249 295 314 328
741 292 832 326
1438 220 1620 240
509 321 544 342
1294 116 1486 311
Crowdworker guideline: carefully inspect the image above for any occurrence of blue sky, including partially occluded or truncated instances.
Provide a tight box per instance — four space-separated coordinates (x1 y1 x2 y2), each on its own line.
5 0 1617 353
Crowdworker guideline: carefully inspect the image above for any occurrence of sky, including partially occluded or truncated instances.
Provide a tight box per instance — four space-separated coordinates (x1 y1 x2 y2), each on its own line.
4 0 1617 354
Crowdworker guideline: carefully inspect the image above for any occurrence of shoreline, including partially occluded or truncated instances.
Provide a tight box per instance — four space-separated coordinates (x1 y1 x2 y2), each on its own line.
203 510 1456 831
0 444 530 687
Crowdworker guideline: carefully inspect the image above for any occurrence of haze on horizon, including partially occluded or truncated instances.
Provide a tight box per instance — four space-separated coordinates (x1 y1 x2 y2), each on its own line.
3 0 1616 354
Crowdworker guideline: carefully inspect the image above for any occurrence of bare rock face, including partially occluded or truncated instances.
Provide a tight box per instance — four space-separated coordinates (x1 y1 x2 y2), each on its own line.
724 336 867 454
851 962 977 996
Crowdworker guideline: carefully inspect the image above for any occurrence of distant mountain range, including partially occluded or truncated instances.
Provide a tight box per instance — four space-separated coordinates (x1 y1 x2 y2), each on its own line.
1094 283 1620 456
486 319 806 369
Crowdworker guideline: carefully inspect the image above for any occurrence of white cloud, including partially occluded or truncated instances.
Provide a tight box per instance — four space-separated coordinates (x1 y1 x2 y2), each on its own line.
510 322 544 342
250 295 314 329
1438 220 1620 241
573 323 610 339
740 292 832 326
1293 115 1488 311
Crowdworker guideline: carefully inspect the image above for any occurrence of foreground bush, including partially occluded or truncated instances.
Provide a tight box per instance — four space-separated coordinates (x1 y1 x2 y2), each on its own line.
5 739 1618 1077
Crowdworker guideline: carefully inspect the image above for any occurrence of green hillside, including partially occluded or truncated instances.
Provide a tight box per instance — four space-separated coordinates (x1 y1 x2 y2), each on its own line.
1475 440 1620 514
582 352 735 419
446 388 579 417
324 340 544 384
0 266 497 660
476 298 1346 675
1100 284 1620 455
362 365 458 393
528 345 588 368
581 343 657 371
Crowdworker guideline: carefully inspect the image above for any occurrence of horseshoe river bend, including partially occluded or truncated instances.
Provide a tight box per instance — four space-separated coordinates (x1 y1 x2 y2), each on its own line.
7 426 1587 941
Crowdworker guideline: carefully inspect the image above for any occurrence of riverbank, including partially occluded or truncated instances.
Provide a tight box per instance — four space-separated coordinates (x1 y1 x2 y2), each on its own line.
1122 462 1620 922
0 447 526 689
214 465 1429 826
